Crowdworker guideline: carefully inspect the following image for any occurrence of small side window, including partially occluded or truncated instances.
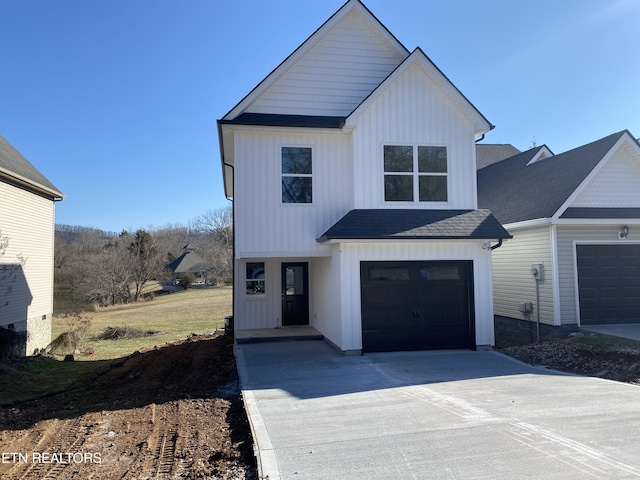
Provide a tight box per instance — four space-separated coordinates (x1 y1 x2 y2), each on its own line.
246 262 265 296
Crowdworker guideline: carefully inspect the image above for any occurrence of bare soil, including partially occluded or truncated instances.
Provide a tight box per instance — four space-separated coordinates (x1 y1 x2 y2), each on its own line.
2 331 639 480
501 338 640 385
0 332 257 480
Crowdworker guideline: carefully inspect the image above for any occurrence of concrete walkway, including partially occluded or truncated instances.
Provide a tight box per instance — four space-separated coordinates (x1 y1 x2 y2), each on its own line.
236 340 640 480
581 323 640 342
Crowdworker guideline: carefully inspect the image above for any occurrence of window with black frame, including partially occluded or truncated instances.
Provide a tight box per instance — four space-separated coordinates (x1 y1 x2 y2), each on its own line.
282 146 312 204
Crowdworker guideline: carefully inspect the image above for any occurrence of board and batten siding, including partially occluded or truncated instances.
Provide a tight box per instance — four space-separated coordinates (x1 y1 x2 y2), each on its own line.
491 225 556 325
247 10 405 117
351 63 478 210
234 129 353 258
555 225 640 325
0 180 55 353
338 241 496 351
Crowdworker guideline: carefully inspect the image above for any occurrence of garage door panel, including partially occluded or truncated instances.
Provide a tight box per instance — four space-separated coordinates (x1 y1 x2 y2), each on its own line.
577 244 640 325
361 261 474 353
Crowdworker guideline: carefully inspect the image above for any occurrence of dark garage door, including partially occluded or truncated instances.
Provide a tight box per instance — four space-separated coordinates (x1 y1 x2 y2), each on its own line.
360 261 475 353
577 244 640 325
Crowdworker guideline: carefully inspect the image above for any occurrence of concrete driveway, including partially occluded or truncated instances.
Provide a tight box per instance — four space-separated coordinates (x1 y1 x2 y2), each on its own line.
235 340 640 480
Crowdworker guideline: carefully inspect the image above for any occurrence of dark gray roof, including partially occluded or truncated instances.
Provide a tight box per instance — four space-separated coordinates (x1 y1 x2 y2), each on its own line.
477 131 626 225
561 207 640 219
219 113 346 129
0 134 64 198
166 250 210 274
317 209 511 242
476 144 521 169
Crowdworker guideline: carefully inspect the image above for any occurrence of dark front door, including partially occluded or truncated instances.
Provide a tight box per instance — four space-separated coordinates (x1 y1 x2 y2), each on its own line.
282 262 309 326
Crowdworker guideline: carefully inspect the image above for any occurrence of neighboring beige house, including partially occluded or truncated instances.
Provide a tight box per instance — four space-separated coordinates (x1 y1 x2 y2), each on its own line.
478 131 640 333
218 0 510 354
0 134 64 355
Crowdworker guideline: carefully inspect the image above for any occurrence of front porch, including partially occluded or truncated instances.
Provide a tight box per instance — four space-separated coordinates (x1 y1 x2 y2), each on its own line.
234 325 323 344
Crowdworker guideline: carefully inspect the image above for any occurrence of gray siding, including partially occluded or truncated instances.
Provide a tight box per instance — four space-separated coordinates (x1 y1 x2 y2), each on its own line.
556 225 640 325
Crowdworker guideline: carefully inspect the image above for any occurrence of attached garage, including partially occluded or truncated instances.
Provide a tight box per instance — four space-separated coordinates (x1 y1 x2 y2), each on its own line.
576 244 640 325
360 261 475 353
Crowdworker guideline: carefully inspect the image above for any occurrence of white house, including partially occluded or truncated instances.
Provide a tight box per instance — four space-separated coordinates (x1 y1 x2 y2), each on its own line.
218 0 510 354
0 134 64 356
478 130 640 333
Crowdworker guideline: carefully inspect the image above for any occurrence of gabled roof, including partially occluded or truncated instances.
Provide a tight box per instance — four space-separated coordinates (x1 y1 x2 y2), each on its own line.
476 144 521 169
166 250 209 274
0 134 64 199
345 47 493 136
317 209 511 242
477 131 632 225
218 0 493 199
222 0 409 121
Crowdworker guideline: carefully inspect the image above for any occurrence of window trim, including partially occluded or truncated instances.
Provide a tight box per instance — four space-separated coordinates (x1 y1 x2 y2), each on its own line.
281 145 314 206
383 143 449 204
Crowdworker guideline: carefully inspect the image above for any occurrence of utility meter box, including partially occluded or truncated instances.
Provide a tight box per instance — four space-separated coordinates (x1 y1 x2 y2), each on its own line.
531 263 545 280
519 302 533 313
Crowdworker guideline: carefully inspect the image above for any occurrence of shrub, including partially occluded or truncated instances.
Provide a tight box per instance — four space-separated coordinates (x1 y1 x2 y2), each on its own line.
0 327 28 359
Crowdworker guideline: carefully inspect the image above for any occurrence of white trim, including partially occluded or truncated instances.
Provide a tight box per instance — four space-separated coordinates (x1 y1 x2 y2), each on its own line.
525 146 554 166
552 133 633 221
572 239 640 326
550 225 561 326
503 218 551 231
238 249 331 259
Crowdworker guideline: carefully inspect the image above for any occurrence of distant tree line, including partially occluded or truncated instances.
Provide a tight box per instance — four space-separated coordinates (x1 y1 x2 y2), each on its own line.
54 205 232 307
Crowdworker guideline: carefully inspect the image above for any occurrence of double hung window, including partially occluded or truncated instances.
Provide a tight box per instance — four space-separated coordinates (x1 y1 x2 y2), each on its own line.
384 145 448 202
246 262 265 296
282 147 312 204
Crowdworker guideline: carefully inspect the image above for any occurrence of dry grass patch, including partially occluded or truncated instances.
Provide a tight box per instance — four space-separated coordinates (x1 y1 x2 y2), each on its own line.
52 286 232 361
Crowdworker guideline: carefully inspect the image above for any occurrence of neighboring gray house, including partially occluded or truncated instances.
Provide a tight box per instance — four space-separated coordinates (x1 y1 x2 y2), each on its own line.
218 0 510 354
478 130 640 331
0 134 64 355
164 245 211 289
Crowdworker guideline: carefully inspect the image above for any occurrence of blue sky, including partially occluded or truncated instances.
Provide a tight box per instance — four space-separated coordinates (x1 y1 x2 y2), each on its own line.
1 0 638 233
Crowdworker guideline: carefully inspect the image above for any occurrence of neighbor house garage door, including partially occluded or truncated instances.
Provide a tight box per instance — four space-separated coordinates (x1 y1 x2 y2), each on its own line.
360 261 475 353
576 244 640 325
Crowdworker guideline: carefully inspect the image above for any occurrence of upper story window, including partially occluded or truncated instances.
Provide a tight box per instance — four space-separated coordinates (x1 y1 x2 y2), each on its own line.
384 145 448 202
282 146 312 204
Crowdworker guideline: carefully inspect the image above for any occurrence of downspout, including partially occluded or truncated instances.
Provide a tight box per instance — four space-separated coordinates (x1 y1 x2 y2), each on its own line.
219 120 236 337
475 134 485 143
490 238 503 250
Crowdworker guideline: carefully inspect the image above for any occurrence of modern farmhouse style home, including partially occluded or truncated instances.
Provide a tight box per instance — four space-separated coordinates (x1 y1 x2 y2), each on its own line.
218 0 510 353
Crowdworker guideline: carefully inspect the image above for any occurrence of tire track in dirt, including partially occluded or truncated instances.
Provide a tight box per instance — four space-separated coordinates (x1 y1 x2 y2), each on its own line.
9 418 87 480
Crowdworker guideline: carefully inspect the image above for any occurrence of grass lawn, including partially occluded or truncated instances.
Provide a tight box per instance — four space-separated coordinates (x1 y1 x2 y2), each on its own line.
0 286 232 404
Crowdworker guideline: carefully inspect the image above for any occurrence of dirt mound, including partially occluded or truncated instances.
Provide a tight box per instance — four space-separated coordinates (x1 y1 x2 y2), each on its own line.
0 332 257 480
501 340 640 385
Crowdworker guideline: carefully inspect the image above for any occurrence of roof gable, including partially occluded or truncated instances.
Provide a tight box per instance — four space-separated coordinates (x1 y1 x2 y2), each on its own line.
559 133 640 215
477 131 628 225
223 0 408 120
0 134 64 199
345 48 493 136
